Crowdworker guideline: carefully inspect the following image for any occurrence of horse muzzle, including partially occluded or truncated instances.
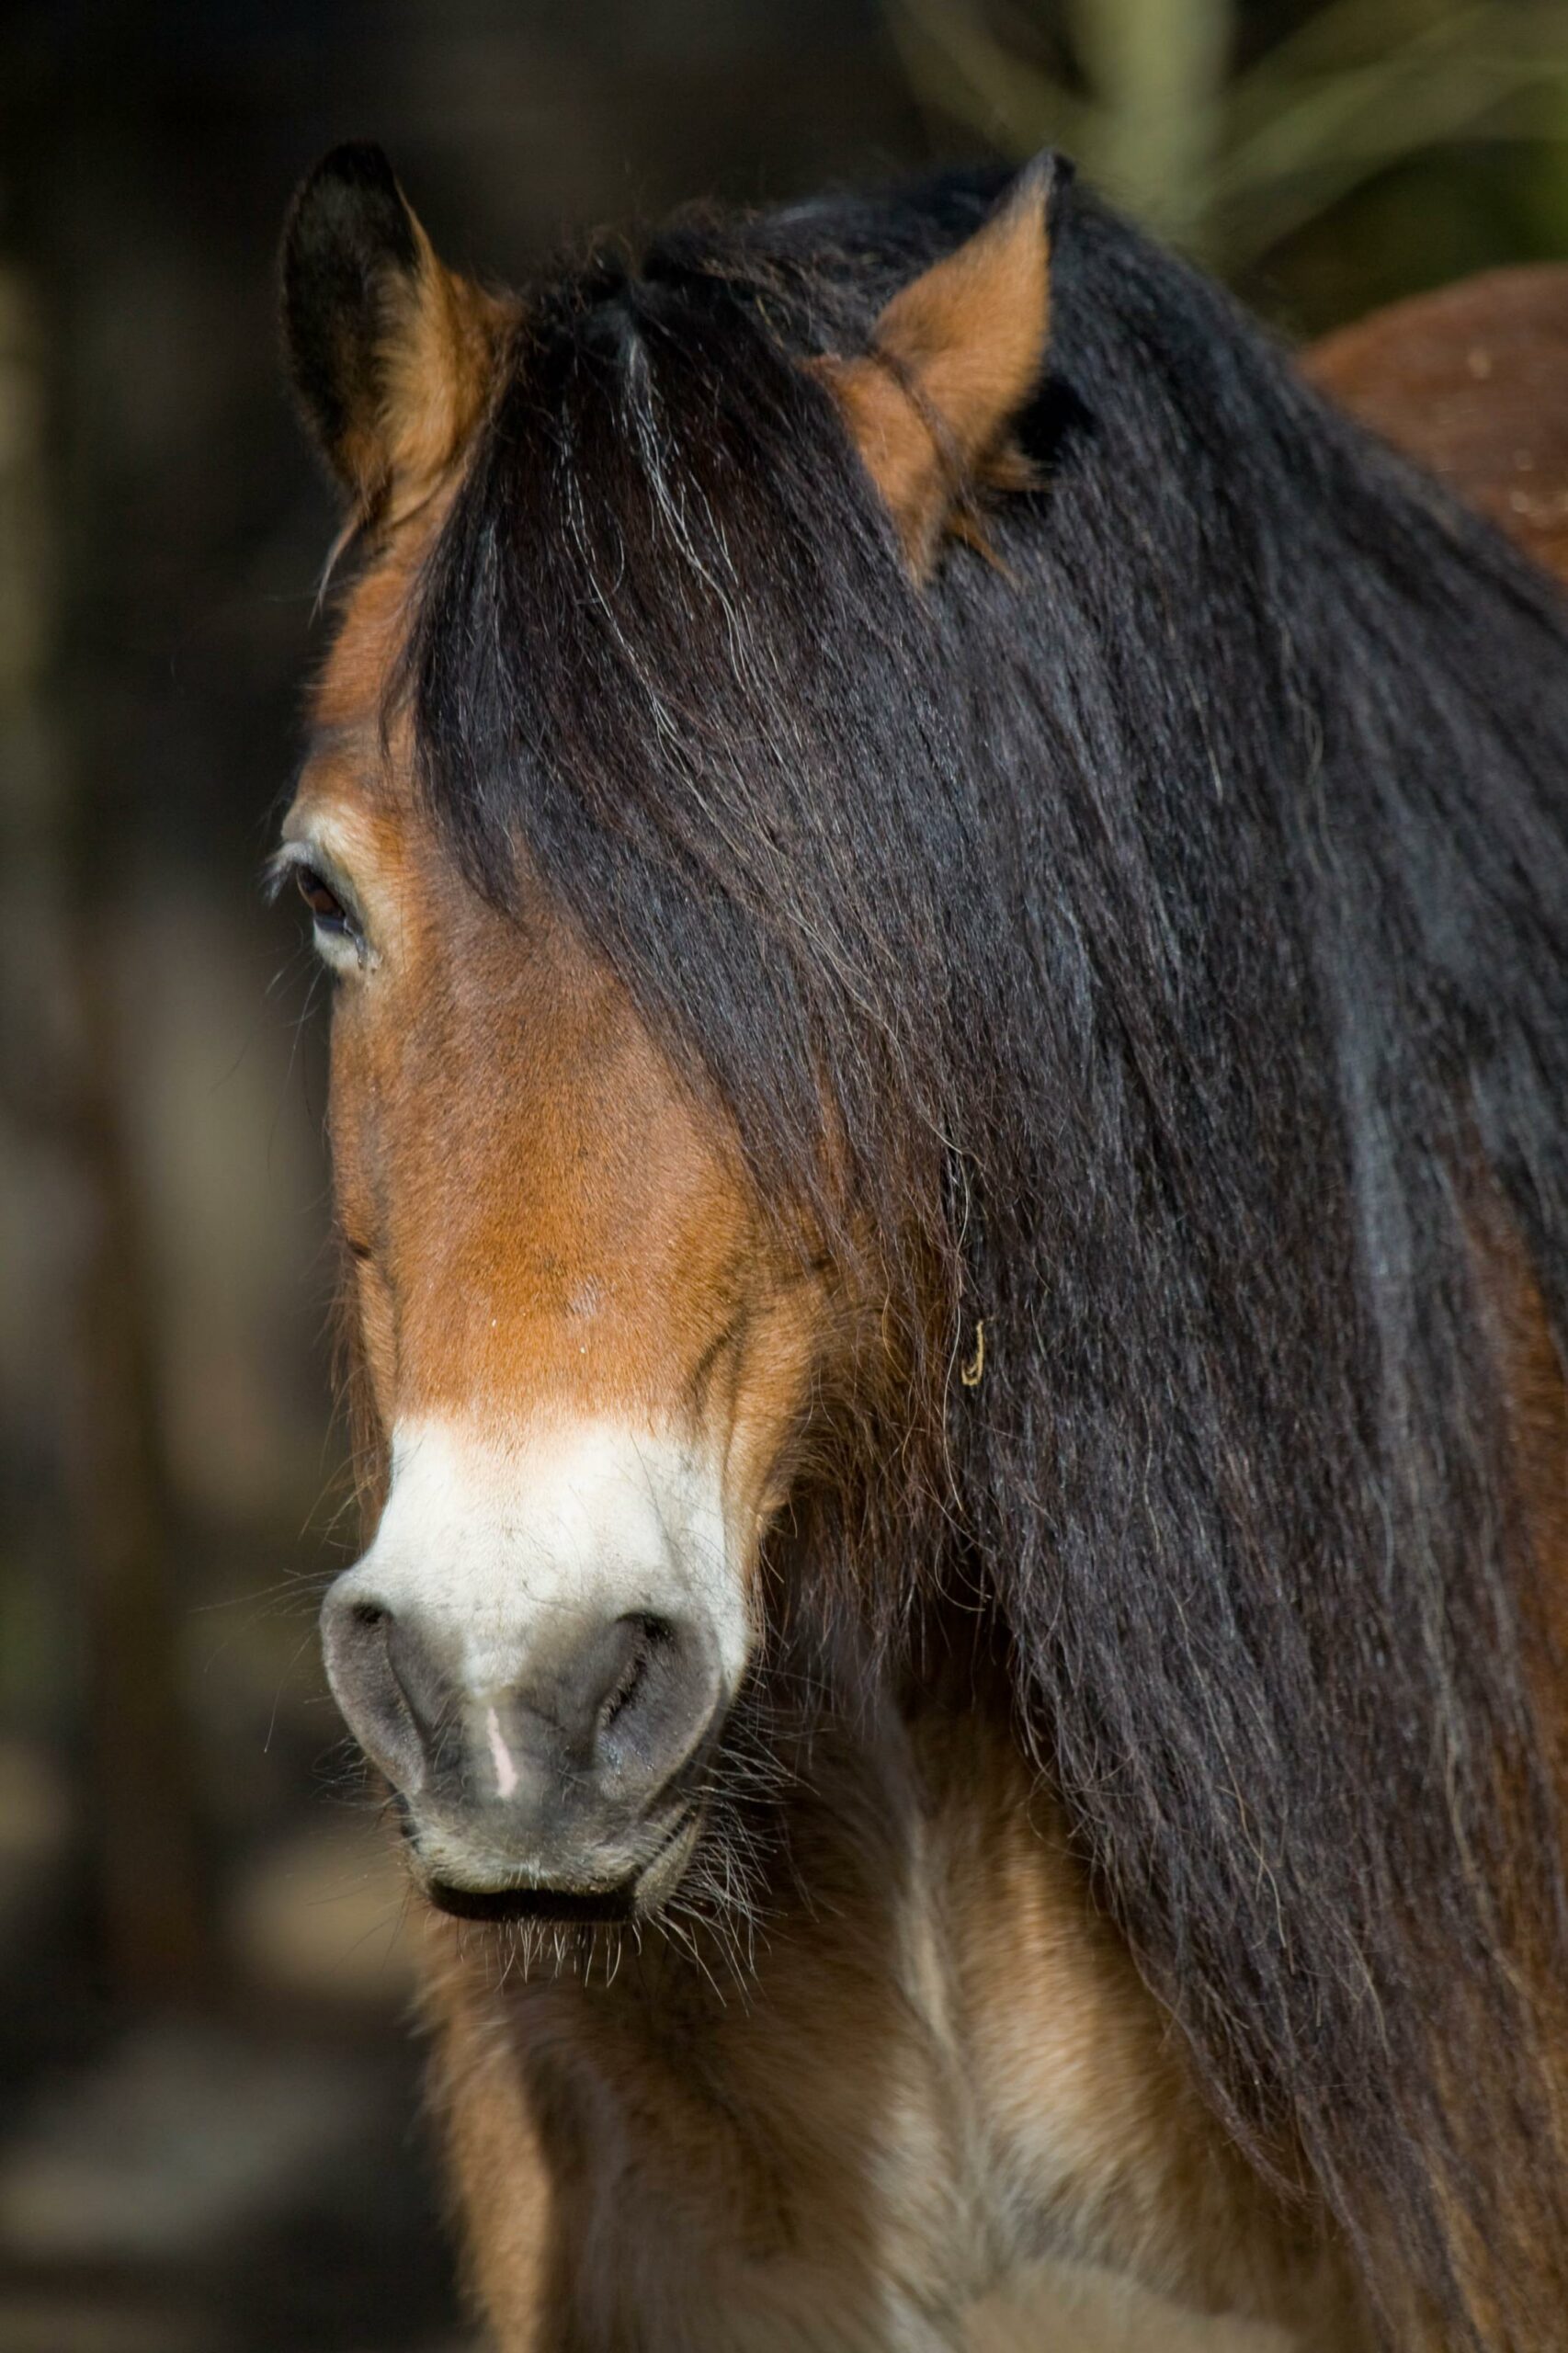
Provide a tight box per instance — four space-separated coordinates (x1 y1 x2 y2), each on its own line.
322 1587 721 1915
319 1419 748 1917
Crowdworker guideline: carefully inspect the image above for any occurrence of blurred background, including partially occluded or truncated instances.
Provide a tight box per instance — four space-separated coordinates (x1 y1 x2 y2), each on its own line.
4 3 1568 2346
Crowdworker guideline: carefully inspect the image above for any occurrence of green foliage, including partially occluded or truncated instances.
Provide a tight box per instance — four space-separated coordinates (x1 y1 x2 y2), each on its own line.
884 0 1568 281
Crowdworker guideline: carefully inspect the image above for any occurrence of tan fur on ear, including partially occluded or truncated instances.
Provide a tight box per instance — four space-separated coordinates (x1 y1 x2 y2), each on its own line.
361 230 509 531
812 158 1057 577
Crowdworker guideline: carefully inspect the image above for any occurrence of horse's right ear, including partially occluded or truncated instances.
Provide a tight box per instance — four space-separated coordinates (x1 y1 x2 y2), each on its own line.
280 143 506 529
811 156 1065 579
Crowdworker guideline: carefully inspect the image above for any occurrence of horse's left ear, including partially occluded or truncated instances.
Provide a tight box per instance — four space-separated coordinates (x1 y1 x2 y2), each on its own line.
811 155 1064 578
280 142 507 529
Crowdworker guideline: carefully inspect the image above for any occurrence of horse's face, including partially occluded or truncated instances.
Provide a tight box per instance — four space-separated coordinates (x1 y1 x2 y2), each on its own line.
285 541 823 1917
278 145 1050 1915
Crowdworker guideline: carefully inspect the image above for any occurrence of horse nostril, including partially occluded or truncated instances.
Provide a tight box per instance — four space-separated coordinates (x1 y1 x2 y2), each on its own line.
597 1615 673 1736
320 1583 441 1799
587 1613 715 1793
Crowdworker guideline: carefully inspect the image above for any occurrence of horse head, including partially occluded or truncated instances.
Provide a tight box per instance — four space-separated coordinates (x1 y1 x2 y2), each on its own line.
278 144 1054 1921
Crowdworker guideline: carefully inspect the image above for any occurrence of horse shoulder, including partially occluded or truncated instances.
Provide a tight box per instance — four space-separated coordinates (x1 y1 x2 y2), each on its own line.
1303 264 1568 584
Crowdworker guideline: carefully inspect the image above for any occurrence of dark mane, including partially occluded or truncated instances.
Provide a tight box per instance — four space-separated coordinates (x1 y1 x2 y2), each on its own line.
403 165 1568 2341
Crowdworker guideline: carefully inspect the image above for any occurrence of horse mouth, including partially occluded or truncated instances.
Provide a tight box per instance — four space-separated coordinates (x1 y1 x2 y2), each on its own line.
419 1801 702 1926
426 1878 639 1927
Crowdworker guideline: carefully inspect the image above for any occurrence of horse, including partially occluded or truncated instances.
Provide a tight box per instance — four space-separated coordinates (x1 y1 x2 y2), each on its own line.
274 145 1568 2349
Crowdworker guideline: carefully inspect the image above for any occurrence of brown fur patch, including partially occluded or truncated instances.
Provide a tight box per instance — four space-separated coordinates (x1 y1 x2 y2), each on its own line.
1305 265 1568 582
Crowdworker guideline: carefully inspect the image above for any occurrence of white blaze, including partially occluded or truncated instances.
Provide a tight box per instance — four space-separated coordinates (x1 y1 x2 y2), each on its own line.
484 1706 518 1799
335 1418 751 1699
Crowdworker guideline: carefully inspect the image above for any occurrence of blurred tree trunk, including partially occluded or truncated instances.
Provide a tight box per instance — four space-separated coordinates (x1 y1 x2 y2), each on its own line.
1063 0 1231 247
0 261 210 2000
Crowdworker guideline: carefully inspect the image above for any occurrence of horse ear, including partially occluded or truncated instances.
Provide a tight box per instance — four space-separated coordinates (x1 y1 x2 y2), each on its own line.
812 155 1063 578
280 143 506 528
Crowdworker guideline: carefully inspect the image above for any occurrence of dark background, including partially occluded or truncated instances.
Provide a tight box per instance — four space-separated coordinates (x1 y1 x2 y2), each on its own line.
3 5 1567 2346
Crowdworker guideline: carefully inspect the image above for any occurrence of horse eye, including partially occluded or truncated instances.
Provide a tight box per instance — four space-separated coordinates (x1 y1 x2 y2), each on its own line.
296 864 351 932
